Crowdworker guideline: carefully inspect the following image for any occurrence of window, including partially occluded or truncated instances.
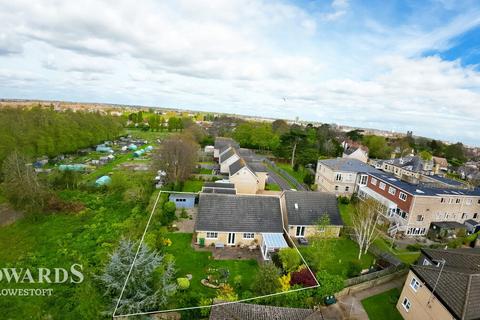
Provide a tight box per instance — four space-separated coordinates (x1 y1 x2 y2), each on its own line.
388 186 396 195
371 178 378 185
206 232 218 239
335 173 342 181
448 198 453 204
379 182 386 190
478 199 480 204
175 198 186 202
440 198 445 203
335 186 339 191
456 198 461 204
243 233 254 239
345 186 350 192
462 213 468 219
402 297 411 312
417 215 424 222
410 277 420 292
399 192 407 201
423 259 432 266
360 175 368 185
466 199 472 205
296 226 305 237
474 213 478 219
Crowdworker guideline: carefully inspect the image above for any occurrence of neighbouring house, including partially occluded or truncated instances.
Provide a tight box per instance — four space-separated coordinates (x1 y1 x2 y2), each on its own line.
228 159 264 194
342 140 369 163
427 221 467 240
213 137 239 158
315 158 381 196
432 156 449 173
357 171 480 237
282 191 343 239
397 248 480 320
209 302 324 320
378 155 434 178
201 182 237 194
219 147 241 174
248 162 269 190
169 193 196 209
465 219 480 234
195 193 288 260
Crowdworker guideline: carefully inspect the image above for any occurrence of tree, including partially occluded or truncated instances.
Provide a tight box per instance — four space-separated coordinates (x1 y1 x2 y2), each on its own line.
362 135 391 159
419 150 432 161
444 142 466 165
251 262 281 295
152 134 199 185
100 239 176 315
346 129 364 142
351 198 382 260
272 119 290 135
278 248 301 273
1 151 48 212
303 172 315 186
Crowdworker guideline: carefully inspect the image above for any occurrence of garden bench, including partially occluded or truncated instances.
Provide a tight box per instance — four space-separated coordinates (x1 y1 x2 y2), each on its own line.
215 242 224 249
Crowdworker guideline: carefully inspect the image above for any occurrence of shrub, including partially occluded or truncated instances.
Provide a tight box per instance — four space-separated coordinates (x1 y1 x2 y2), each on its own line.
290 268 317 287
338 196 350 205
252 263 281 295
406 243 422 252
346 260 362 278
233 275 242 289
447 238 463 248
279 273 291 292
180 208 188 219
177 277 190 290
278 248 301 273
161 201 176 225
216 284 237 302
464 232 479 245
315 270 344 299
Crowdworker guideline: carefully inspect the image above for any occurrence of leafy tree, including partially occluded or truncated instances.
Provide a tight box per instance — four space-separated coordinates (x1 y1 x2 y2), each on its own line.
362 135 391 159
346 129 364 141
303 172 315 186
419 150 433 161
252 262 281 295
100 239 176 315
272 119 290 135
351 198 382 259
278 248 301 273
444 142 466 165
161 201 177 225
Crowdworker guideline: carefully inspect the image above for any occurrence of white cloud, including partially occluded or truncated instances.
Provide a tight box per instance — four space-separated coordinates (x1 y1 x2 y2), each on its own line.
0 0 479 145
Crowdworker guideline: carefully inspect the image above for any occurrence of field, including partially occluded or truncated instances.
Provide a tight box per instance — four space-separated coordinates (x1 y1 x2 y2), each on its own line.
361 288 403 320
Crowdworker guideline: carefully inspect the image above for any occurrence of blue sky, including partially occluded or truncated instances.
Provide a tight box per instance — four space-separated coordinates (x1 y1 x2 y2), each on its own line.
0 0 479 145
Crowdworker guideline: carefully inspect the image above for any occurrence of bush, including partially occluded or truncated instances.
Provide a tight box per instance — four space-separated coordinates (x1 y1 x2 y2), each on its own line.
315 270 344 300
447 238 463 248
278 248 301 273
180 208 188 219
216 284 237 302
464 232 479 245
406 243 422 252
279 273 291 292
346 260 362 278
252 263 281 295
161 201 176 225
338 196 350 204
290 268 317 287
177 277 190 290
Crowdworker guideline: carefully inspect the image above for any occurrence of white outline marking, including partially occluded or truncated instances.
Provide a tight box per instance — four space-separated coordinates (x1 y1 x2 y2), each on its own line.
112 191 320 318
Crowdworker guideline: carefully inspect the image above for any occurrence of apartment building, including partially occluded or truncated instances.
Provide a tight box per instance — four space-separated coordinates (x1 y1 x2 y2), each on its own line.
397 248 480 320
358 171 480 237
376 155 435 178
315 158 381 196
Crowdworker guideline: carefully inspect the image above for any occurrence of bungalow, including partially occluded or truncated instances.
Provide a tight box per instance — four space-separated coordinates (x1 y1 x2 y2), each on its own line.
195 193 288 260
201 182 237 194
219 147 240 174
214 137 239 158
282 191 343 239
169 193 196 209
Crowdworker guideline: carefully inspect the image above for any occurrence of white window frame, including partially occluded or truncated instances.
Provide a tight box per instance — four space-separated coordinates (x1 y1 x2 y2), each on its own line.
360 174 368 186
399 192 407 201
295 226 306 237
402 297 411 312
423 259 432 266
388 186 396 195
345 186 350 192
371 178 377 185
410 277 420 292
335 173 342 182
206 232 218 239
243 233 255 239
379 182 386 190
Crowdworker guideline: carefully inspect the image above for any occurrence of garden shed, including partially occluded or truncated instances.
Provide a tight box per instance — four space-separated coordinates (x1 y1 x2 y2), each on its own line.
169 193 196 209
465 219 480 234
427 221 467 240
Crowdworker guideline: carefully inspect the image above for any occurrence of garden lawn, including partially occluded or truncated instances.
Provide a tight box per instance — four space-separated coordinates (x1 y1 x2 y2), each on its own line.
199 168 212 174
125 128 171 141
276 163 308 185
164 233 259 299
338 202 353 226
361 288 403 320
299 237 374 277
373 238 421 265
182 180 204 192
265 183 281 191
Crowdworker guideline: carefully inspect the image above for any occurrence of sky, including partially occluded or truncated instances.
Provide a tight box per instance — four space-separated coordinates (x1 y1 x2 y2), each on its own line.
0 0 479 146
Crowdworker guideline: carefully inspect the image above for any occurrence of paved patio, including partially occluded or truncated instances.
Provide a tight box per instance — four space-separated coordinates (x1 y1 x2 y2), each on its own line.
193 242 263 263
174 208 197 233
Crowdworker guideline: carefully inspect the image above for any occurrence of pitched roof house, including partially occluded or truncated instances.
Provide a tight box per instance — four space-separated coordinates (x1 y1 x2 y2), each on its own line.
282 191 343 238
219 147 241 174
209 302 323 320
195 193 288 260
228 159 261 194
397 248 480 320
214 137 239 158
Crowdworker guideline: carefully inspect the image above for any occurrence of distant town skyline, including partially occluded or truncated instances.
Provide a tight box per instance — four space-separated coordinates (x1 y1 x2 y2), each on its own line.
0 0 479 145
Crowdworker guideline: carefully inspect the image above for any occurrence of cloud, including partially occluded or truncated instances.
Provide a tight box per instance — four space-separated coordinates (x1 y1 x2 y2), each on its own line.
0 0 479 145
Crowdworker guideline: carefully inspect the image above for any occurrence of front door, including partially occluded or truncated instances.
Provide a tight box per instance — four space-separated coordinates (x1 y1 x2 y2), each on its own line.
227 232 236 245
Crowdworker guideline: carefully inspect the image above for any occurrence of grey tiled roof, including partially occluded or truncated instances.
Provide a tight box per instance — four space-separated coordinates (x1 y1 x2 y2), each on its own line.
411 248 480 320
319 158 380 173
430 221 466 229
284 191 343 226
196 194 283 233
247 161 268 172
209 302 323 320
202 187 237 195
204 182 235 189
219 147 237 163
214 137 239 150
229 158 251 176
